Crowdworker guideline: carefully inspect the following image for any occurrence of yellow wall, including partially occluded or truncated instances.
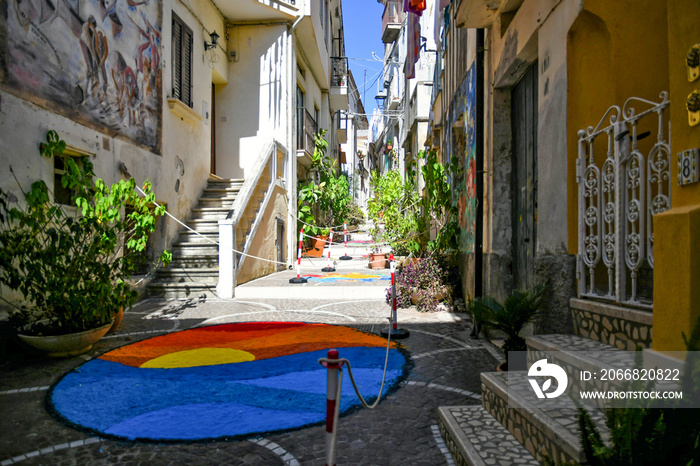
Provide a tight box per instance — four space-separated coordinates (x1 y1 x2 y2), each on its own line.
567 0 669 252
652 0 700 351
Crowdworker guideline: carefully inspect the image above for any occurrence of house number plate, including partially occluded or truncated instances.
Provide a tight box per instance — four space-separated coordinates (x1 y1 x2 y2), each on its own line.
678 148 699 185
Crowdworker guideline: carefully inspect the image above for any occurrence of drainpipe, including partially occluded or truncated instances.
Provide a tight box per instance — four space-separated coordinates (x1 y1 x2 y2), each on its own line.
475 28 484 298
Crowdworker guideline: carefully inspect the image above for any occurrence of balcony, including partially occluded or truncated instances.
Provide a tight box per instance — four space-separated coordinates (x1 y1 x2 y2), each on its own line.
330 57 349 110
381 0 402 43
297 107 318 167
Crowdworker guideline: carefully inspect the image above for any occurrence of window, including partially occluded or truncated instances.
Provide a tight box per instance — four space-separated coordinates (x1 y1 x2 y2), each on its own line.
172 13 193 107
54 155 78 205
53 147 92 205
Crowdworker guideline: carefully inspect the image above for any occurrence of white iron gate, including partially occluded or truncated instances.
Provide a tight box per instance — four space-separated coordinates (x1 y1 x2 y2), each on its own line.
577 92 671 308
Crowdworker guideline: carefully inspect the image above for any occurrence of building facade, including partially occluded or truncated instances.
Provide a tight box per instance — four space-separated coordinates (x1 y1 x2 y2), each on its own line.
0 0 350 297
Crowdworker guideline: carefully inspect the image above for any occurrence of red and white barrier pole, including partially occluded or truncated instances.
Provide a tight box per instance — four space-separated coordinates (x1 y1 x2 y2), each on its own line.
381 253 409 339
324 349 342 466
322 230 336 272
289 228 308 284
339 222 352 260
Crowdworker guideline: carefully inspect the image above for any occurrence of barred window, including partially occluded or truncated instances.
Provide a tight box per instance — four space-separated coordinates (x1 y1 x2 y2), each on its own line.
172 13 193 107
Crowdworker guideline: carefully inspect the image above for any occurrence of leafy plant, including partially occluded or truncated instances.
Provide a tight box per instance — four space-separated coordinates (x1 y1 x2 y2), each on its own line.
367 168 424 255
297 130 352 239
0 130 171 336
469 284 546 361
578 316 700 466
418 149 461 253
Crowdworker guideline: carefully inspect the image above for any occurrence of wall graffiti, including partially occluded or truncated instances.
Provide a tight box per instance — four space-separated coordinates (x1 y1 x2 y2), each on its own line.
2 0 161 152
443 64 477 254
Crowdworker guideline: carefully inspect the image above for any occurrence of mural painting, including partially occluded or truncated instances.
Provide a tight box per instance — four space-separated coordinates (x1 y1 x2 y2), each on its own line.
444 64 477 254
2 0 161 152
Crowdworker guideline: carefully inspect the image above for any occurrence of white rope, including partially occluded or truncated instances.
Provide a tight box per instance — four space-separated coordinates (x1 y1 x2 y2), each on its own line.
134 185 288 267
318 319 394 411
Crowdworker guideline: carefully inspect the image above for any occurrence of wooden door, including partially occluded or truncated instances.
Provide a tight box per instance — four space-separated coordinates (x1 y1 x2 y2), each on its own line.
511 63 538 290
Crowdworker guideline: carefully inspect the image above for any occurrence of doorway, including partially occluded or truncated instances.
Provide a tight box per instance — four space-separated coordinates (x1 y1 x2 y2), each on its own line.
511 63 538 290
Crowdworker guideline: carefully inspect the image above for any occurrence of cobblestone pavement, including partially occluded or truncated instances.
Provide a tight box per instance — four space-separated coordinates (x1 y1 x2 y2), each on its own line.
0 293 503 465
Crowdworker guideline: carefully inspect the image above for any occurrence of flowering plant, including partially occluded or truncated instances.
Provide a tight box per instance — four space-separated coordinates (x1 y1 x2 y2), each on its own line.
385 252 452 312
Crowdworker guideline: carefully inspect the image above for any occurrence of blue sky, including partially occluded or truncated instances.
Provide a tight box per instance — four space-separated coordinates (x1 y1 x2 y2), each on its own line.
342 0 386 117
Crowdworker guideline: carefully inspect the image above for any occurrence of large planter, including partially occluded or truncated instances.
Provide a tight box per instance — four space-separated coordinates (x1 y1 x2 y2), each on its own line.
307 235 328 257
17 322 113 357
369 252 387 269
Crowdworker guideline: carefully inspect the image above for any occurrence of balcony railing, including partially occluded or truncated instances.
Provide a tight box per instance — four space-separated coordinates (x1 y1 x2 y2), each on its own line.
331 57 348 87
297 107 318 154
382 0 402 43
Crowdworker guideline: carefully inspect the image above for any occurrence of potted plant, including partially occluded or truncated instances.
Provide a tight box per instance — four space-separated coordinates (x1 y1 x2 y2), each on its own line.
298 129 351 256
387 252 452 312
469 284 546 370
0 131 171 356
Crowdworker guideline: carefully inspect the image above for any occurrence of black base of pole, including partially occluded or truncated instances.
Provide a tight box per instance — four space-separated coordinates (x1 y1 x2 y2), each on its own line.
380 327 410 339
339 255 353 261
321 267 336 272
289 277 308 284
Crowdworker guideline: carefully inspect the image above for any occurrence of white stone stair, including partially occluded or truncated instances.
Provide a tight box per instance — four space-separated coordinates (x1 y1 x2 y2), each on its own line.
147 178 243 299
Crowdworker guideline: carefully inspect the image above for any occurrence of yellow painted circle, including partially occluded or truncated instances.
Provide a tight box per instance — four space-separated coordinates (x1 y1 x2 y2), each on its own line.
141 348 255 369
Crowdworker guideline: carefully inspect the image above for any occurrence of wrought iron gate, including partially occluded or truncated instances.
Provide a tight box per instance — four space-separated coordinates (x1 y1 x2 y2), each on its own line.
577 92 671 309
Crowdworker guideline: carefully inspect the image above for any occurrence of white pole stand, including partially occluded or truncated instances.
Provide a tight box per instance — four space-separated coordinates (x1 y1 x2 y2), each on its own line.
322 230 336 272
289 228 308 284
320 349 344 466
381 254 410 339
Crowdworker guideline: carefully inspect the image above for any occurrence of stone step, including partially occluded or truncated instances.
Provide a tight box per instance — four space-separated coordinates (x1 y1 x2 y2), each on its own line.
147 282 219 299
201 187 241 197
481 371 608 464
172 243 219 257
526 334 679 408
197 198 237 209
190 207 232 221
176 230 219 244
152 267 218 282
167 256 219 269
183 219 220 233
438 405 539 466
570 298 653 350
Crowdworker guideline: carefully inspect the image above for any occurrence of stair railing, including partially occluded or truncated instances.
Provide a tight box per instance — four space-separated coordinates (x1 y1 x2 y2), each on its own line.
217 139 288 298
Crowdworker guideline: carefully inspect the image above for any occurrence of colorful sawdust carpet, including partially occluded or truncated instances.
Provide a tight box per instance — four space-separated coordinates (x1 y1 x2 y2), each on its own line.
303 272 390 283
50 322 408 441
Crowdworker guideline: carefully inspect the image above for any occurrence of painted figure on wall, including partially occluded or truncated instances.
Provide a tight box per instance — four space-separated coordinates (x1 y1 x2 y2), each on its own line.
444 65 477 254
2 0 161 152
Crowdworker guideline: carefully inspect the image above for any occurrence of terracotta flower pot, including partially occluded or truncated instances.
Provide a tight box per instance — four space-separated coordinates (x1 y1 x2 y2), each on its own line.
108 307 124 334
369 252 387 269
307 235 328 257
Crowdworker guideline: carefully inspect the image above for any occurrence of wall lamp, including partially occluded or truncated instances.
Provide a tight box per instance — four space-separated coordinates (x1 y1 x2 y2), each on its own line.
205 30 220 50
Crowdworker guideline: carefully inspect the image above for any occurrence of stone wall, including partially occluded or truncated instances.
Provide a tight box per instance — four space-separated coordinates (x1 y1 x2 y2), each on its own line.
571 299 653 350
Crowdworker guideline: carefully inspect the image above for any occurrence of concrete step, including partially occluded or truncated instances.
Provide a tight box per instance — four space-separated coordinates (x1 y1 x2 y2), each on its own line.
570 298 653 350
481 371 608 464
147 282 218 299
439 405 539 466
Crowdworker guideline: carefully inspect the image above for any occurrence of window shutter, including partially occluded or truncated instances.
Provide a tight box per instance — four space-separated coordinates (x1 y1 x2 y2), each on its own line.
172 14 193 108
172 19 182 101
182 26 192 107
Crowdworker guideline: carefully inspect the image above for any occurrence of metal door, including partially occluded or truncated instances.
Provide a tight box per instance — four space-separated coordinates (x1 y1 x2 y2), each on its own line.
511 63 538 290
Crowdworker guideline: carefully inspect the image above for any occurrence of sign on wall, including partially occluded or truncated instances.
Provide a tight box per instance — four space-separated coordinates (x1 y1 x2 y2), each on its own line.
1 0 162 153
